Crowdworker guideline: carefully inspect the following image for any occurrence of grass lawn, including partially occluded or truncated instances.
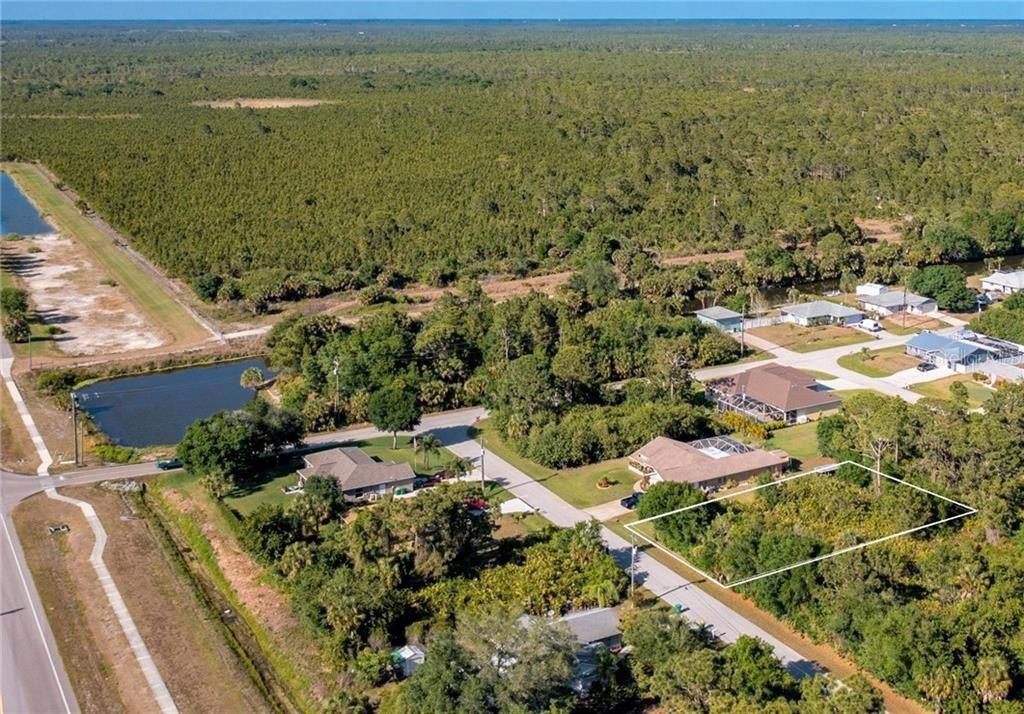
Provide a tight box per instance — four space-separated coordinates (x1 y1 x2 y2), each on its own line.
764 422 832 469
2 162 209 346
735 347 775 364
837 345 920 377
748 323 873 353
473 420 641 509
910 375 995 409
538 460 641 509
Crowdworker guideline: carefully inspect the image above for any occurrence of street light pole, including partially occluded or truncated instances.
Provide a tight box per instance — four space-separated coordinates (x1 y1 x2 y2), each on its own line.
71 393 80 466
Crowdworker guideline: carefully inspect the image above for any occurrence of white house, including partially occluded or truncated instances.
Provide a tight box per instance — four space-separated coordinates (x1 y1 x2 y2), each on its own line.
981 270 1024 295
855 282 887 296
856 289 937 317
780 300 864 327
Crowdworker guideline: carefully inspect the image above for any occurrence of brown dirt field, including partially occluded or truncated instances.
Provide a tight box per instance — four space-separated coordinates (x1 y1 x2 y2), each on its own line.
0 382 40 472
13 493 148 714
881 314 946 332
857 218 903 244
194 98 331 109
2 235 165 356
661 248 748 266
83 485 272 714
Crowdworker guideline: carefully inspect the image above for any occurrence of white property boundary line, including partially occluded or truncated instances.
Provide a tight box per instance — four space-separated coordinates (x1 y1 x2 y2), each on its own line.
625 461 977 589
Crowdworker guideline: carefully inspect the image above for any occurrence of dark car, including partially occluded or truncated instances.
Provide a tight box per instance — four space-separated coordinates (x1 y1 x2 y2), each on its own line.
156 458 182 470
916 362 937 372
620 493 641 510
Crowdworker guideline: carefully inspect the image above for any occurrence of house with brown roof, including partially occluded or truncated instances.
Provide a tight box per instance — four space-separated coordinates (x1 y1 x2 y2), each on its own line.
705 363 841 425
298 447 416 503
628 435 789 491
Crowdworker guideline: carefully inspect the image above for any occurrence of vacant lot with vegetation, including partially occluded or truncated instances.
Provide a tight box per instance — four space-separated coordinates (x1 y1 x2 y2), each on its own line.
748 323 873 352
837 345 920 377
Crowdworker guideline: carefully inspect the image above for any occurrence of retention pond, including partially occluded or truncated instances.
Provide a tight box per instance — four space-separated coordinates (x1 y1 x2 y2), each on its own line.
73 358 270 448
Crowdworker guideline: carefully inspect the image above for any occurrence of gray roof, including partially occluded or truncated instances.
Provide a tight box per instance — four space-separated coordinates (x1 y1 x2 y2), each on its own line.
558 608 621 646
781 300 863 320
857 291 935 309
906 332 986 361
696 306 742 321
299 447 415 491
982 270 1024 290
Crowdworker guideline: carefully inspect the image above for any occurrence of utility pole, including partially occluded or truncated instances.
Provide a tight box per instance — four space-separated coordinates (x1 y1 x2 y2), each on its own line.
27 332 32 370
71 393 80 466
630 531 637 598
331 358 340 412
480 438 486 494
740 298 747 356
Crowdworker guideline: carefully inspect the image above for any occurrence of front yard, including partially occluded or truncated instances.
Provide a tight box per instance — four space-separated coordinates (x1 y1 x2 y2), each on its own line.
748 323 873 353
837 345 920 377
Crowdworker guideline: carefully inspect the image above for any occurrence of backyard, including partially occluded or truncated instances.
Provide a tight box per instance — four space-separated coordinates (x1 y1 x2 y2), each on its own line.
837 345 920 377
764 422 831 469
748 323 873 352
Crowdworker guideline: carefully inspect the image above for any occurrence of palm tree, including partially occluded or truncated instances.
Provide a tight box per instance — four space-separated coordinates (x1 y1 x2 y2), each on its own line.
919 667 958 714
447 454 472 479
975 655 1011 704
239 366 265 391
415 433 442 467
583 579 620 608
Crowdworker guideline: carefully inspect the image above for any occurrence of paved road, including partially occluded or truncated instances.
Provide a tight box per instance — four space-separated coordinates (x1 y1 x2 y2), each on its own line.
1 406 825 712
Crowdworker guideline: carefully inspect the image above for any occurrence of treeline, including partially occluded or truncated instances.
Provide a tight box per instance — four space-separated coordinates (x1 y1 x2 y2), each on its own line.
2 24 1023 303
970 292 1024 343
639 387 1024 710
267 281 734 467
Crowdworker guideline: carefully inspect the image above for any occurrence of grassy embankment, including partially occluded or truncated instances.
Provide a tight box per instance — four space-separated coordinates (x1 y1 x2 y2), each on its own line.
149 470 320 712
2 162 210 347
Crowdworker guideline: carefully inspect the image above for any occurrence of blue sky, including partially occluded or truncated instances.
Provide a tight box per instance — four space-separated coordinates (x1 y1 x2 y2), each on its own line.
2 1 1021 21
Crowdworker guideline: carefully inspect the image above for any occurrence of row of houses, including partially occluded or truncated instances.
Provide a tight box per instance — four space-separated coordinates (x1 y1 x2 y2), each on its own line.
696 283 940 333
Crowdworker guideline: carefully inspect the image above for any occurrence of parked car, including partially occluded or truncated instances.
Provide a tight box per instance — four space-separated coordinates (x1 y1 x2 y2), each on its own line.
859 319 882 333
156 458 182 470
620 493 641 510
916 361 937 372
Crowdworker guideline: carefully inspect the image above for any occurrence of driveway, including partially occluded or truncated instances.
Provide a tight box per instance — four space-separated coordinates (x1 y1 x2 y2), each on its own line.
584 498 632 522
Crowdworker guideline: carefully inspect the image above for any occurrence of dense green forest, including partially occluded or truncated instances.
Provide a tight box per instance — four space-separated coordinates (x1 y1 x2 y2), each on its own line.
2 22 1023 302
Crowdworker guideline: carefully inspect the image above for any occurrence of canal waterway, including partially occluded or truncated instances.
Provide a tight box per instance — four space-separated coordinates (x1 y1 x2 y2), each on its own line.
1 172 55 236
73 358 271 448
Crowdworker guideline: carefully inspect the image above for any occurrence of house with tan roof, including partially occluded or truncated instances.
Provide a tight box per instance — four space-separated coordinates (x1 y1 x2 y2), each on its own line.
628 435 788 491
298 446 416 503
705 363 841 425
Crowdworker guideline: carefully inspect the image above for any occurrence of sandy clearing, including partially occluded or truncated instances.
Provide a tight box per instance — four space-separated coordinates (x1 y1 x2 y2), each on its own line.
3 234 165 355
857 218 903 244
193 98 331 109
